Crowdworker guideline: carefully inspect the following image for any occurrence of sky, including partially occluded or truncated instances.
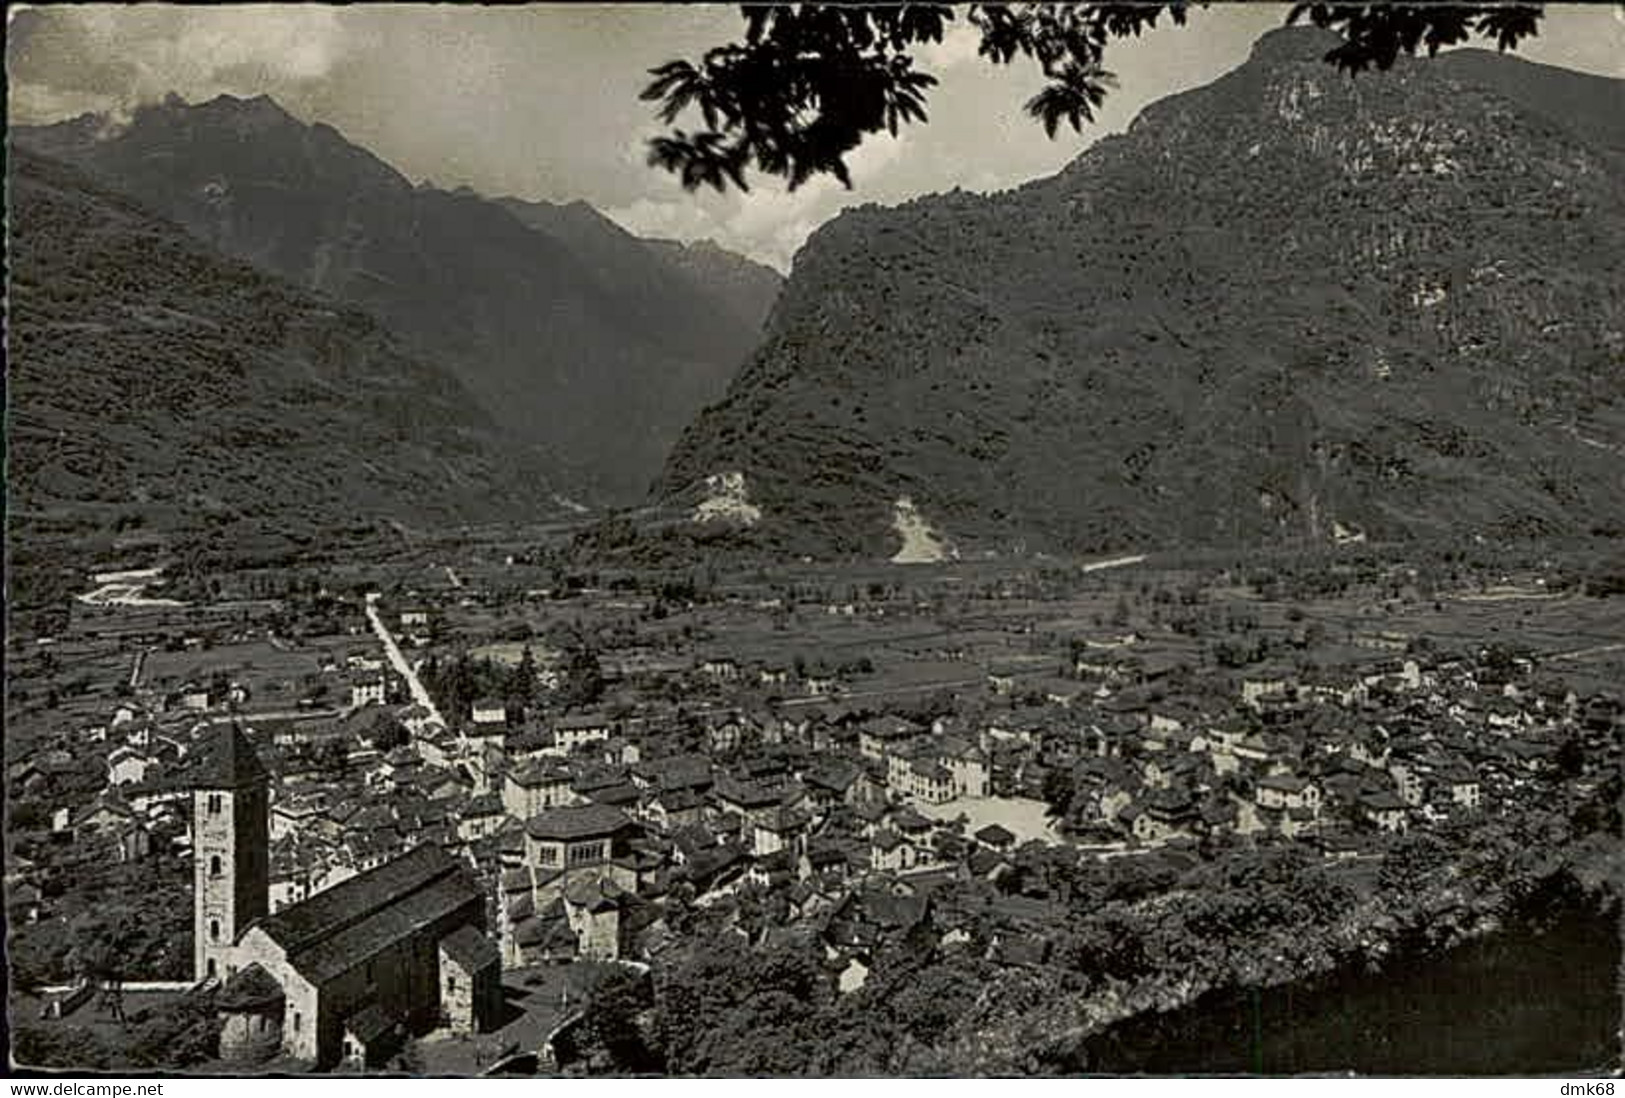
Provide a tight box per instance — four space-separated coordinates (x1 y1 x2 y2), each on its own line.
8 3 1624 272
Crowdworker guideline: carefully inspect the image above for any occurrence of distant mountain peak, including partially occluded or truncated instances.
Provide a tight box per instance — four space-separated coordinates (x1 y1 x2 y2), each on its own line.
13 113 782 506
1247 25 1350 64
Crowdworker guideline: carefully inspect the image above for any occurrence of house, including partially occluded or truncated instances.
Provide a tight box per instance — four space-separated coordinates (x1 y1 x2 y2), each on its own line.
932 737 991 799
1361 791 1410 833
554 714 612 754
437 926 501 1035
1130 791 1199 843
106 746 154 787
647 787 707 831
699 657 741 682
1389 763 1427 806
175 683 215 712
1255 774 1321 816
523 803 635 874
503 759 579 819
399 609 430 630
986 667 1021 696
631 753 713 796
456 793 506 842
859 715 924 761
804 674 840 698
869 829 912 873
470 698 508 727
712 774 788 832
973 823 1017 852
1240 674 1291 710
271 796 329 842
350 675 388 709
905 759 956 805
753 805 813 860
803 760 867 809
9 882 43 924
562 876 631 960
1438 765 1481 811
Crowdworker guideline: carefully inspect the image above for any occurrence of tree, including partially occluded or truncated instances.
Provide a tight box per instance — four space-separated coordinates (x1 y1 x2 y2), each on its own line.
366 711 409 753
644 3 1544 193
1040 765 1075 820
558 642 606 708
316 739 350 777
506 645 539 710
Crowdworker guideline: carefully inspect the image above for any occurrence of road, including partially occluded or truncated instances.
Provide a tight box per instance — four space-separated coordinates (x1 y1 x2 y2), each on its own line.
1547 641 1625 663
202 707 347 725
76 583 187 608
365 594 446 730
1080 553 1148 573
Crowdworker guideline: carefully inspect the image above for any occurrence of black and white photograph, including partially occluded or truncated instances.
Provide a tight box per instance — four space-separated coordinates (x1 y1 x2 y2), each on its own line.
4 1 1623 1080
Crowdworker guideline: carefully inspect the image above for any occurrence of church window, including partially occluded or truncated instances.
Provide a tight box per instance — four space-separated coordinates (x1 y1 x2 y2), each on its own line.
210 855 222 877
293 1012 302 1033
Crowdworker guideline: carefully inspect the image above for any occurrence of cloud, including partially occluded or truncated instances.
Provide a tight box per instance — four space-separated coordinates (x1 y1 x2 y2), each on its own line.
916 22 985 72
12 5 1625 270
606 132 913 272
8 5 354 123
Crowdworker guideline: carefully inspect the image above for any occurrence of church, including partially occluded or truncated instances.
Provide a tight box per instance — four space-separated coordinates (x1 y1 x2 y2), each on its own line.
191 727 501 1069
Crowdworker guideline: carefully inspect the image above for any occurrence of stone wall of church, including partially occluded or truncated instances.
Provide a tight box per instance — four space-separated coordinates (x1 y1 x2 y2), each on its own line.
219 1008 282 1063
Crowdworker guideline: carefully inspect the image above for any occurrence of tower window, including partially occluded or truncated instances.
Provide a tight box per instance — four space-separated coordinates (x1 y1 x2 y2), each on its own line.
210 855 222 877
293 1012 302 1033
207 958 217 979
210 919 220 943
207 793 222 814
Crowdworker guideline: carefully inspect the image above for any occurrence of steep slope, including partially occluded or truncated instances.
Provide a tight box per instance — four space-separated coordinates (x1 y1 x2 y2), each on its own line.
642 236 786 335
6 148 538 570
657 30 1625 558
14 95 776 503
497 198 782 337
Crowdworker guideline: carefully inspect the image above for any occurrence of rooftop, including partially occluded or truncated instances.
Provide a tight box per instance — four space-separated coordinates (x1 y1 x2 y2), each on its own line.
256 845 482 984
524 803 634 842
188 725 268 790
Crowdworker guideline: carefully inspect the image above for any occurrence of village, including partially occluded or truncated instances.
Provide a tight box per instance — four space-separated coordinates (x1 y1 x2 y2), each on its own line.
6 543 1622 1073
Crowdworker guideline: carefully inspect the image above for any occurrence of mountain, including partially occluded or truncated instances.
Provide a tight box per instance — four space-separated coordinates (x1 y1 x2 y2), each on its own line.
6 147 539 576
642 236 786 336
14 95 781 504
655 29 1625 559
496 198 783 337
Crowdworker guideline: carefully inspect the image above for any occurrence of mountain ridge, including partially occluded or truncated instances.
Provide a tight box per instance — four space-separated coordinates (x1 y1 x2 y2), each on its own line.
655 29 1625 558
14 95 783 505
7 146 543 578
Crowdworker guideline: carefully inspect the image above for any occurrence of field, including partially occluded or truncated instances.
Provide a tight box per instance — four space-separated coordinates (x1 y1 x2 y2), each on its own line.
141 639 322 699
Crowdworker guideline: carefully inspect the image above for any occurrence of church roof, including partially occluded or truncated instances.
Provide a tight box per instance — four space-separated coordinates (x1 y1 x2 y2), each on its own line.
439 924 500 971
216 962 285 1011
344 1002 400 1045
257 845 482 986
189 725 268 790
524 803 633 842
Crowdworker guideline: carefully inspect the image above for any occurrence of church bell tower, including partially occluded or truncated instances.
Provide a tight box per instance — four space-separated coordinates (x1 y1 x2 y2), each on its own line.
191 725 269 983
